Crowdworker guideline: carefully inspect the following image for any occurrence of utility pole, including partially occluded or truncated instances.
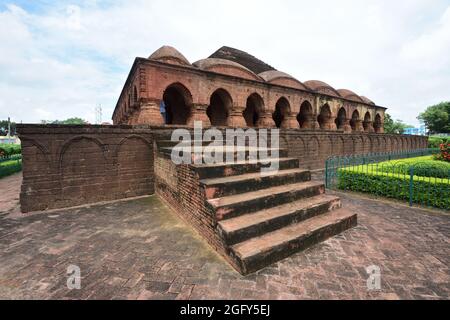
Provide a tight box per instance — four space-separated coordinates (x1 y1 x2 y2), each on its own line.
95 104 102 124
7 117 11 139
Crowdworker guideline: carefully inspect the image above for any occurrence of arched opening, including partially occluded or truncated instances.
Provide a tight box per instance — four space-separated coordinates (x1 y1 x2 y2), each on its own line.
374 113 382 133
297 101 313 128
133 86 138 103
335 107 347 130
317 104 332 129
363 112 371 132
243 93 264 127
350 110 360 131
207 89 231 127
272 97 290 128
162 83 192 125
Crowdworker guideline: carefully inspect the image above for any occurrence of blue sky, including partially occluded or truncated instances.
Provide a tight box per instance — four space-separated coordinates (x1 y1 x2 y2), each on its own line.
0 0 449 125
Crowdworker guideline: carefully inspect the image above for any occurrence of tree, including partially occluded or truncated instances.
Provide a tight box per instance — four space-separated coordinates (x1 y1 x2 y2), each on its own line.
41 118 88 125
418 102 450 134
383 113 413 134
0 120 16 136
53 117 88 125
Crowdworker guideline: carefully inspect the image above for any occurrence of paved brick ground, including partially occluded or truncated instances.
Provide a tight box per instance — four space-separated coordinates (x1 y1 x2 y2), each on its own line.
0 173 449 300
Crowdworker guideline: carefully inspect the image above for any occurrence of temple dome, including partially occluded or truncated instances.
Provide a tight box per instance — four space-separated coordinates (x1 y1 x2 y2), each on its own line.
149 46 191 66
193 58 262 81
304 80 341 97
259 70 307 90
337 89 364 103
360 96 376 105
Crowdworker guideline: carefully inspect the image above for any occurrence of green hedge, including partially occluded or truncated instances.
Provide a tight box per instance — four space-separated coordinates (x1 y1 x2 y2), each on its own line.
0 144 21 157
428 136 449 148
337 166 450 210
375 156 450 179
0 159 22 178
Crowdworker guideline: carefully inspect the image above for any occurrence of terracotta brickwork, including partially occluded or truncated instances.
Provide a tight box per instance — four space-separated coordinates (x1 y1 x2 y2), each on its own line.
154 154 236 268
17 125 426 213
112 46 386 134
279 130 429 170
17 124 155 213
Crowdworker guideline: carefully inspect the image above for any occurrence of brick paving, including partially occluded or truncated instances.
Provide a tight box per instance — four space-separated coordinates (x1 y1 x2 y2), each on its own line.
0 174 449 300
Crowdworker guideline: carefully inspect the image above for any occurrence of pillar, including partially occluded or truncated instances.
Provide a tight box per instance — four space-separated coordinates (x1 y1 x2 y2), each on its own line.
341 118 352 133
187 104 211 127
364 121 375 133
302 114 320 129
354 119 364 132
281 112 300 129
228 106 246 128
256 111 276 128
136 101 165 125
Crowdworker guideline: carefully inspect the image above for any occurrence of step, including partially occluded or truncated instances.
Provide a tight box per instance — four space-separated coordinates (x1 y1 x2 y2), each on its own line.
157 140 226 148
218 194 341 245
193 158 300 179
201 168 311 199
208 181 325 221
160 146 288 162
230 208 357 274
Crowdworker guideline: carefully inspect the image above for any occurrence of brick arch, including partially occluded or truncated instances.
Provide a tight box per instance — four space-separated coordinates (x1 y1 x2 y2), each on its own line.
352 136 363 154
243 92 264 127
297 100 314 129
363 111 372 132
350 110 360 131
374 113 382 133
272 97 291 128
308 136 320 158
163 82 193 125
317 103 335 130
207 88 232 127
117 136 154 198
320 136 333 158
60 137 108 206
334 136 345 156
335 107 347 130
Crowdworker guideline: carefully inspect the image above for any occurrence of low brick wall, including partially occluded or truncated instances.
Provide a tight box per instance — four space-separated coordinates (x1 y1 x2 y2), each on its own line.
279 130 428 170
17 124 155 213
154 153 234 267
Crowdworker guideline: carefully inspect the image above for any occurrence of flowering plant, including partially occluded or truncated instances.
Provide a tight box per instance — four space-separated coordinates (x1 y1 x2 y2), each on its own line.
434 143 450 162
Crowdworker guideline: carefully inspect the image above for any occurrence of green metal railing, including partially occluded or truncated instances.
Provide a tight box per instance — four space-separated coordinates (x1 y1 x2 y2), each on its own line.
0 154 22 178
325 148 450 210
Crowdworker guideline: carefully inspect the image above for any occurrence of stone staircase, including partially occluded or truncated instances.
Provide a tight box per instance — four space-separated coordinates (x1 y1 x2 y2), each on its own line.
157 139 357 274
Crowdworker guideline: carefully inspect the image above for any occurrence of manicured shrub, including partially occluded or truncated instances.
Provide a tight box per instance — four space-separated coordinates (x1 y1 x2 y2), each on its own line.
0 144 21 157
337 167 450 210
0 159 22 178
376 156 450 179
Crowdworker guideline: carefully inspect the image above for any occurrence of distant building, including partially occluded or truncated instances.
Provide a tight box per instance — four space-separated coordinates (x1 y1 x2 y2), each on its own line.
404 125 426 136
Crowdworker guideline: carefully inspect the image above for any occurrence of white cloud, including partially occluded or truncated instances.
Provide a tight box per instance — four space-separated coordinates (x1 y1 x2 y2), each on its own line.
0 0 449 126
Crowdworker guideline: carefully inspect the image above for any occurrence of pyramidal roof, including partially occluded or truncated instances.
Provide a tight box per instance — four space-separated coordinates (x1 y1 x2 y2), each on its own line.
208 46 276 74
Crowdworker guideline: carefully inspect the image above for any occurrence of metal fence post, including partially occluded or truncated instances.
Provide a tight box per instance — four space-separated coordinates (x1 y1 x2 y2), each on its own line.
409 166 414 207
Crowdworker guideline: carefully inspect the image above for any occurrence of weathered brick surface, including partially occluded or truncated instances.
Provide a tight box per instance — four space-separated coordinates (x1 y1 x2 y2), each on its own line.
16 124 155 213
279 130 428 170
0 183 448 300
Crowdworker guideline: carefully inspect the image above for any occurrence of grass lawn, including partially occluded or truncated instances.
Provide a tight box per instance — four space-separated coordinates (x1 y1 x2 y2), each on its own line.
337 156 450 210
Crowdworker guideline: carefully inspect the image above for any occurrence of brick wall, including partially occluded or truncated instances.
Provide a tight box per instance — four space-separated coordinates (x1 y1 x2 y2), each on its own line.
280 130 429 170
17 124 155 213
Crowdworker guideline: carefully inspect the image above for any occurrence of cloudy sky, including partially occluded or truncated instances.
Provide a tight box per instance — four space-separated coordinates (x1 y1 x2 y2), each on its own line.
0 0 449 125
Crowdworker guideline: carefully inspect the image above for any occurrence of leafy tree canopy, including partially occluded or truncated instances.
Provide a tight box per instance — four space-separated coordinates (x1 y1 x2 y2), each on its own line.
418 102 450 134
383 113 414 134
41 117 88 125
